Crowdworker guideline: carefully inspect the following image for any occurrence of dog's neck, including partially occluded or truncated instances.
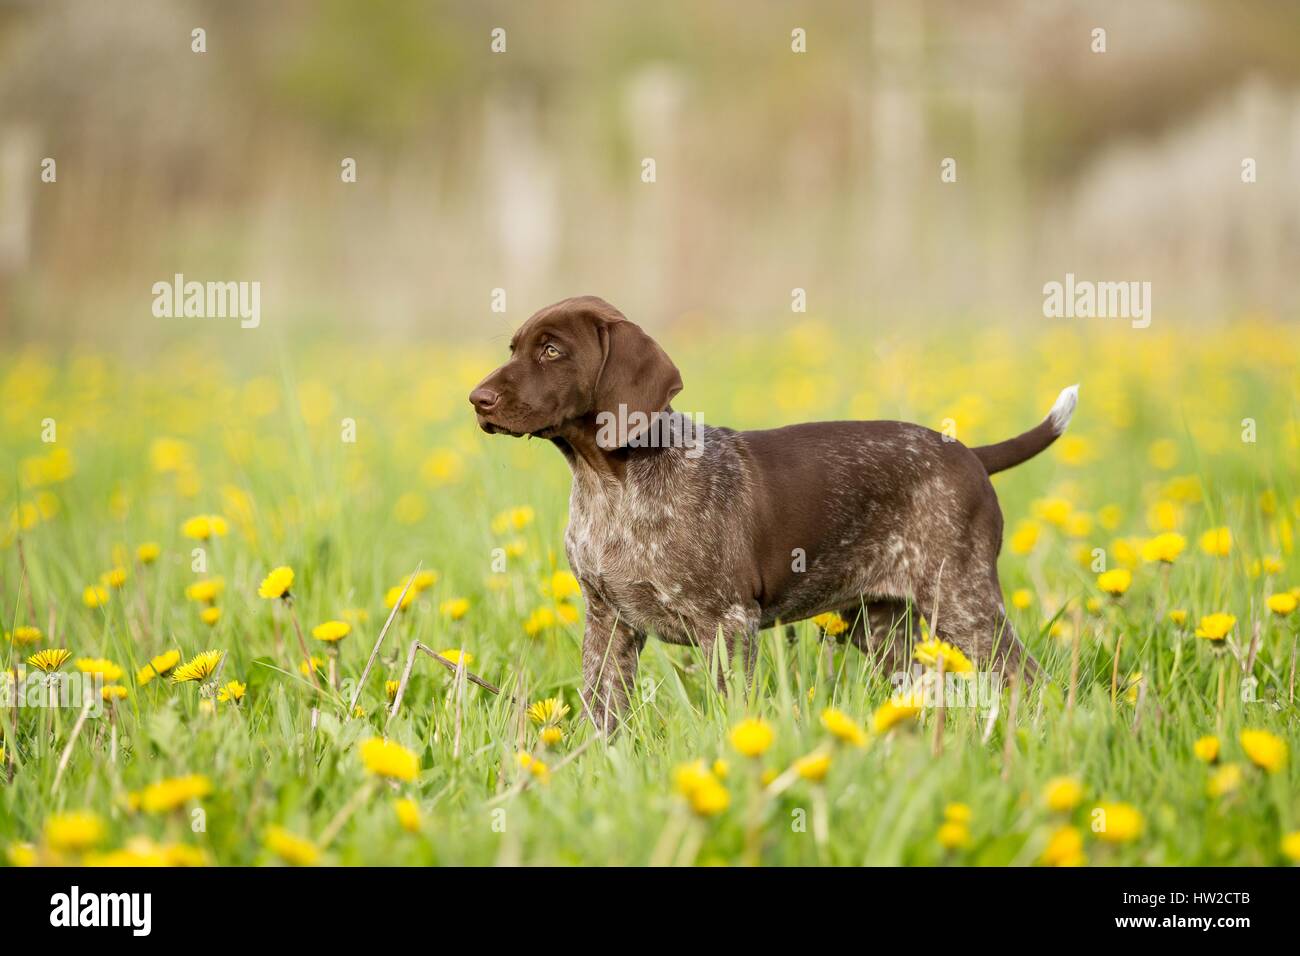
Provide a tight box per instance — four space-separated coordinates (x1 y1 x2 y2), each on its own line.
549 411 684 485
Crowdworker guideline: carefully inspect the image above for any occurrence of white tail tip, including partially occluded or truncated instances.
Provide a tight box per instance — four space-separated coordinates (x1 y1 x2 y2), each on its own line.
1048 384 1079 434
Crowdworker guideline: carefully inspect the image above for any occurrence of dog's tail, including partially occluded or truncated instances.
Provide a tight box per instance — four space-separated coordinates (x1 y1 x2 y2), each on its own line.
971 385 1078 476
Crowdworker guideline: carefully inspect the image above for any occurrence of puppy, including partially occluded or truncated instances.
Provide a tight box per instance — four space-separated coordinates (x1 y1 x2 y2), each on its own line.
470 296 1075 733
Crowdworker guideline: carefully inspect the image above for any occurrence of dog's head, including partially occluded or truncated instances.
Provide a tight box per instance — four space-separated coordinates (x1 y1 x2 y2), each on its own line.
469 296 682 448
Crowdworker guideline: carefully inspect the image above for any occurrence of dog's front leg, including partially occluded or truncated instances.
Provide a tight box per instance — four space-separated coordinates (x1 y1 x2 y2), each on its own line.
698 604 761 694
580 598 645 736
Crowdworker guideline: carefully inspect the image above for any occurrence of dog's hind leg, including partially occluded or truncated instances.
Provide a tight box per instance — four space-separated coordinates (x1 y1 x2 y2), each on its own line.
912 568 1042 683
842 598 920 675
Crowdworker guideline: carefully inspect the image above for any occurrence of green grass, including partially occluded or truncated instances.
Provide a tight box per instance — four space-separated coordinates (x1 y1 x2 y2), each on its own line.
2 319 1298 866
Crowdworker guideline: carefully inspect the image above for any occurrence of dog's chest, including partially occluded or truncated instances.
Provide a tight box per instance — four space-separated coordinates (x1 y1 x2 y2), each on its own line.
564 478 720 638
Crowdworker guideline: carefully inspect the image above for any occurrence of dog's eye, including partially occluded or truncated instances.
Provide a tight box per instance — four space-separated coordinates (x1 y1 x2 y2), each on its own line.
542 344 561 360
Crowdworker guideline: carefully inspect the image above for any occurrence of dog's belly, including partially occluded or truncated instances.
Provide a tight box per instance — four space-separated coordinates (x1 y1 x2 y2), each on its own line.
758 532 921 628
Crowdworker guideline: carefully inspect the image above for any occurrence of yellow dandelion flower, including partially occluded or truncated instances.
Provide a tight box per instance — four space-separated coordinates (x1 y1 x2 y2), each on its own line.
1281 832 1300 864
1034 497 1072 527
360 737 420 782
548 570 582 601
673 760 714 797
75 658 124 682
1009 520 1041 555
1266 593 1297 617
138 774 212 814
515 751 550 783
136 542 161 564
729 717 774 758
1168 609 1188 627
184 577 224 603
1206 764 1243 798
82 585 110 608
673 762 729 815
526 697 570 725
556 602 580 624
1096 568 1131 596
44 811 105 852
5 626 42 646
524 606 556 636
181 514 228 541
914 638 974 675
712 759 730 779
1195 613 1235 641
199 606 222 626
438 648 473 667
439 597 470 620
27 648 70 673
1011 589 1033 610
794 751 831 782
872 695 923 734
1065 512 1093 539
385 679 400 702
811 611 849 636
100 567 128 589
1193 736 1220 763
217 680 246 703
394 798 421 833
1097 504 1123 530
1041 825 1086 867
1239 729 1286 774
171 650 222 684
1253 555 1285 577
311 620 351 642
820 707 867 747
384 585 415 610
299 656 325 677
1149 496 1190 535
263 826 319 866
937 821 971 850
690 778 729 816
540 726 563 746
6 843 38 867
1043 776 1083 812
403 570 439 592
1199 527 1233 557
943 802 972 824
136 649 181 685
101 684 128 701
257 565 294 600
1092 802 1143 843
492 506 534 534
1141 532 1186 564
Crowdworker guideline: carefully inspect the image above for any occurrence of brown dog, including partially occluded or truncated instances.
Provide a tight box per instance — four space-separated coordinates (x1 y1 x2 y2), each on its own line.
470 296 1076 733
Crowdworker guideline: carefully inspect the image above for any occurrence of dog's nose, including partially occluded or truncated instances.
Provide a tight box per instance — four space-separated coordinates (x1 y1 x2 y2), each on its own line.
469 387 500 412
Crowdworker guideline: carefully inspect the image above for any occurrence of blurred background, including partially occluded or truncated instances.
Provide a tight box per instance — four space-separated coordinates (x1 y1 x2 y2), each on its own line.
1 0 1298 348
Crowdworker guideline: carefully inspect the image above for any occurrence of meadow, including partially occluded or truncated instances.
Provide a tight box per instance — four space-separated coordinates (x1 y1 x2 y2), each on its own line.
2 315 1299 866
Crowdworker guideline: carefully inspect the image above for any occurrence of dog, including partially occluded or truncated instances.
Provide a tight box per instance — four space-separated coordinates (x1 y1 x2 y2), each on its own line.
470 296 1076 734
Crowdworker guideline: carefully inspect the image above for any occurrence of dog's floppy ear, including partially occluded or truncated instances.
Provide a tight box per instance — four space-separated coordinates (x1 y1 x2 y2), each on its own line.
593 318 683 449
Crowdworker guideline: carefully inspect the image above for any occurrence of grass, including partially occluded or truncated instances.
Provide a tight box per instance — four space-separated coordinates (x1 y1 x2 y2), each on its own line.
2 316 1298 866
